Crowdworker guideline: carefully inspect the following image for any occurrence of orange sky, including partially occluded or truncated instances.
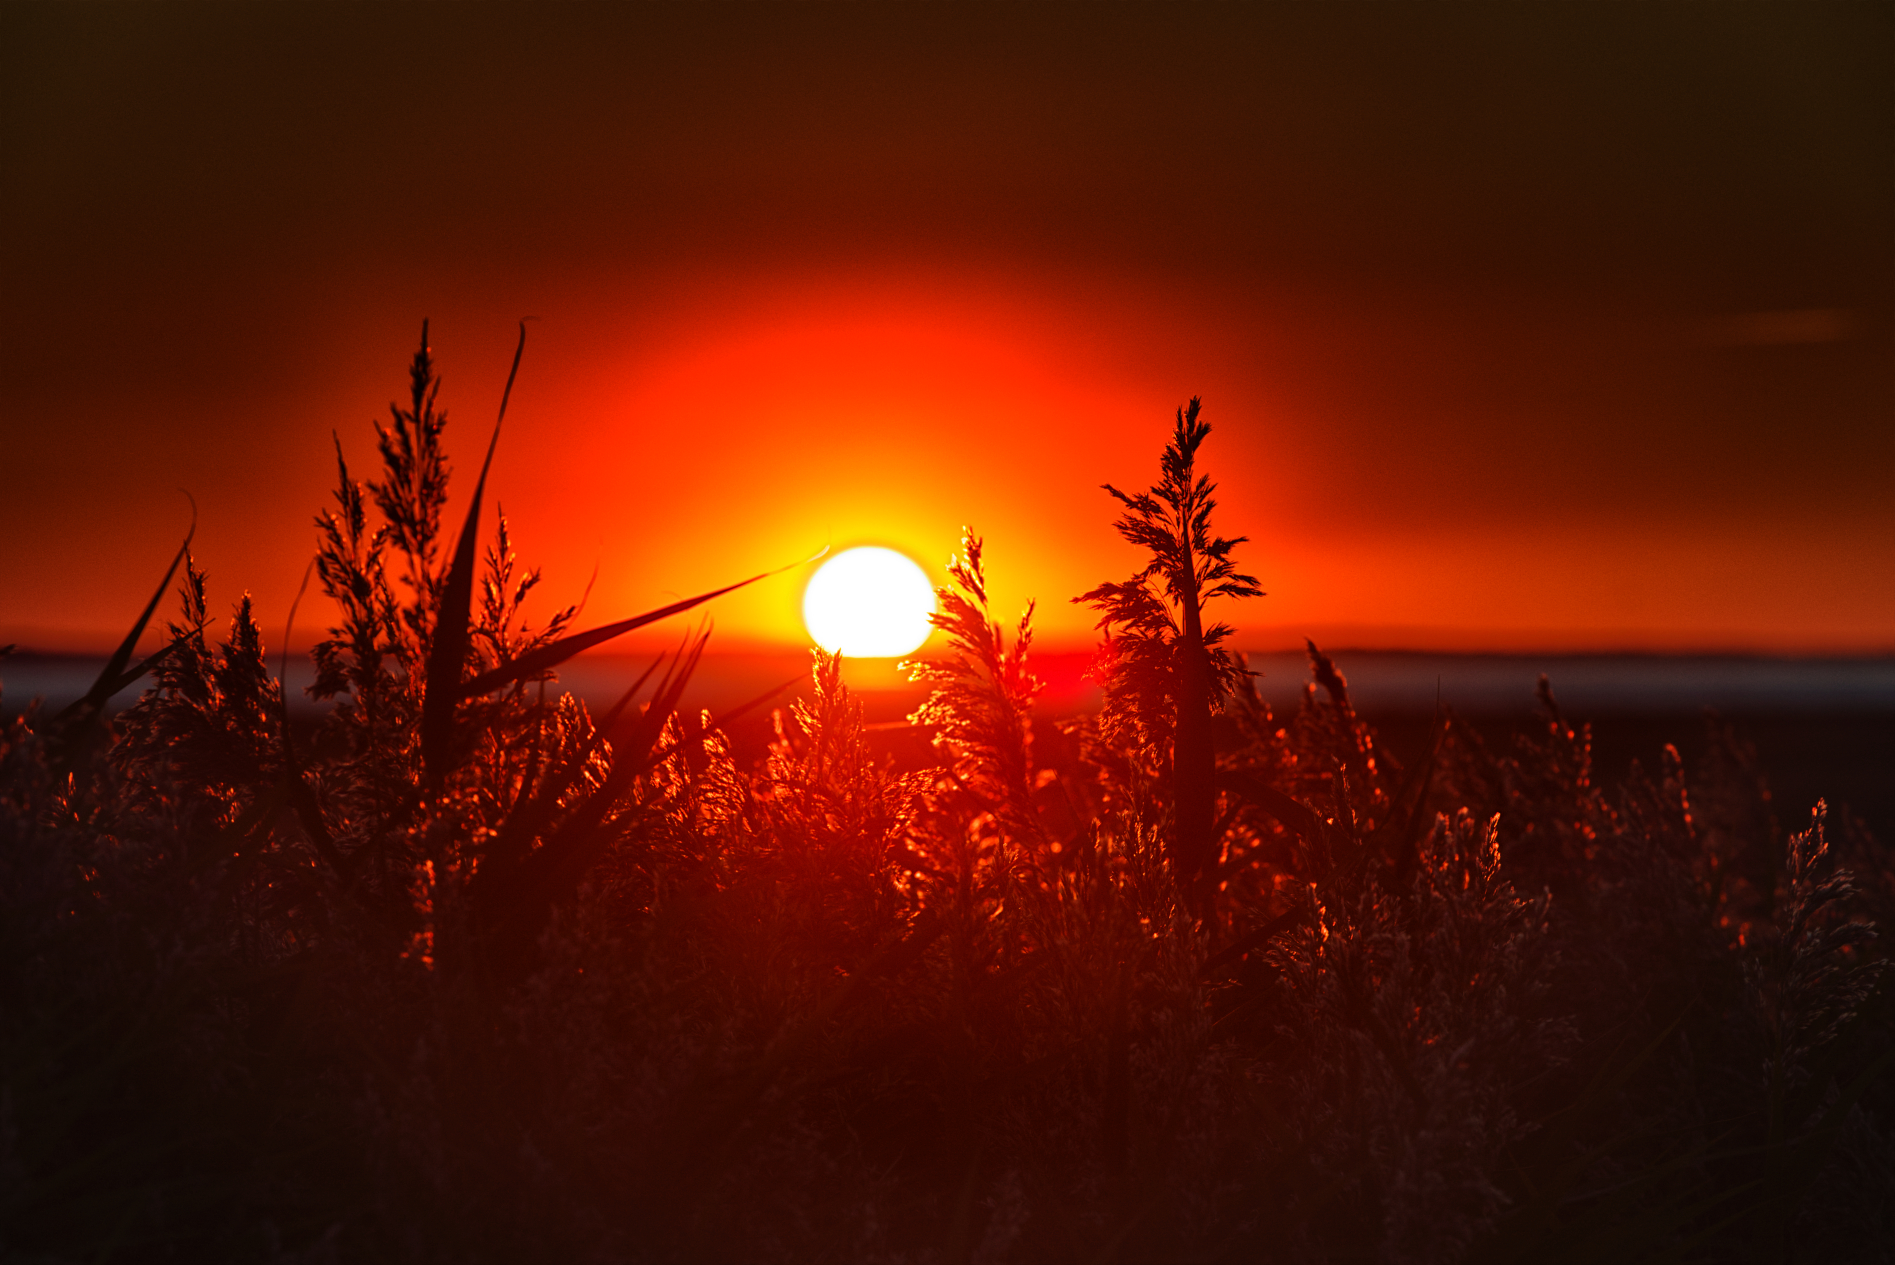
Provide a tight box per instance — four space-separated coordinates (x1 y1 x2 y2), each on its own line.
4 5 1891 656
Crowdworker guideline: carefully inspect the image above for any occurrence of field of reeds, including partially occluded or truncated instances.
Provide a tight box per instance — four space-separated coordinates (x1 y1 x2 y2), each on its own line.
3 331 1891 1264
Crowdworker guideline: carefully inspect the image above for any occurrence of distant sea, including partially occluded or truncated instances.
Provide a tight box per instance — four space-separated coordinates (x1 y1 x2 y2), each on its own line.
7 649 1891 839
17 648 1893 717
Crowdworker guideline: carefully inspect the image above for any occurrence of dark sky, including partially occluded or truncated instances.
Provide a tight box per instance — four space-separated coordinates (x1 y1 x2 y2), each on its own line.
4 3 1891 652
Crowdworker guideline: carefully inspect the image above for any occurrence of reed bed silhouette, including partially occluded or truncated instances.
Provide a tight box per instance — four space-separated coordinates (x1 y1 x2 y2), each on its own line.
3 330 1892 1264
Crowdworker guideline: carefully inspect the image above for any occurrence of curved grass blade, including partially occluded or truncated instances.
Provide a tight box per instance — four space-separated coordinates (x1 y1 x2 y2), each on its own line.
272 558 345 877
1221 768 1349 873
456 550 822 701
479 653 665 881
481 628 711 958
421 321 525 787
1198 906 1310 979
54 503 196 725
85 618 212 704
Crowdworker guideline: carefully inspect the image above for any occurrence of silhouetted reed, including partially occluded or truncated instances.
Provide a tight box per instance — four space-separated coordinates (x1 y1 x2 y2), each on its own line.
2 329 1889 1263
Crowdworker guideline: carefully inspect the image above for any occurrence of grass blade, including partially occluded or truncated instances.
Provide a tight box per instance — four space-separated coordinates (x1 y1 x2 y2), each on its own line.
1222 769 1347 873
479 654 665 882
273 558 346 877
1199 906 1310 978
455 552 820 700
420 321 526 787
54 503 196 726
91 620 210 702
481 628 711 958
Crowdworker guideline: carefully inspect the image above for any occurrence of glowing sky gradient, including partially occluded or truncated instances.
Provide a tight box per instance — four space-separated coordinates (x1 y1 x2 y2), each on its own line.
4 4 1890 654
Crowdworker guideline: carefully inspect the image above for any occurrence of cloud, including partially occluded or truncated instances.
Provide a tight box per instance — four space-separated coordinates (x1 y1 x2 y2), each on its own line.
1696 308 1862 347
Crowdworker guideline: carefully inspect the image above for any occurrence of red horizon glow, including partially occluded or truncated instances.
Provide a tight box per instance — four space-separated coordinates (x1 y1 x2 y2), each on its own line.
8 268 1890 661
4 8 1890 661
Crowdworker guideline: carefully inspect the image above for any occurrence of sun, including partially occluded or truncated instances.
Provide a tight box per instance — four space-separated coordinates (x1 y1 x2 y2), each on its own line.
802 546 937 657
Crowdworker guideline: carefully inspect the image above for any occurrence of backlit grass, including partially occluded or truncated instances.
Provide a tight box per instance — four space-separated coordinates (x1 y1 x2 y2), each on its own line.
3 329 1890 1264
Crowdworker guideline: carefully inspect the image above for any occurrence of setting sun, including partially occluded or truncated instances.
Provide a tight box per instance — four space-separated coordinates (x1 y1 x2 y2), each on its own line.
802 546 936 657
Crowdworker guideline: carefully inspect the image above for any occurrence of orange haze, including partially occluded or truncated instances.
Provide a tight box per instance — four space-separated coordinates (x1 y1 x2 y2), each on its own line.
8 267 1890 658
3 5 1890 658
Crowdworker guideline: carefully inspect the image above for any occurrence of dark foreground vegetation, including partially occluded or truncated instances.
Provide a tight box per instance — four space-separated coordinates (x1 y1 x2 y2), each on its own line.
4 333 1892 1264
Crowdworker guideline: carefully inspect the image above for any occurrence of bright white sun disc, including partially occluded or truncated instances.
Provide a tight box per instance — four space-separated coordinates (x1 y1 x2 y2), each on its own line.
802 547 936 657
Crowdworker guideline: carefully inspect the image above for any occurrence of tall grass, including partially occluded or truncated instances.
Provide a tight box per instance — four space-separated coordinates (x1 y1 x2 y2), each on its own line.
2 329 1891 1263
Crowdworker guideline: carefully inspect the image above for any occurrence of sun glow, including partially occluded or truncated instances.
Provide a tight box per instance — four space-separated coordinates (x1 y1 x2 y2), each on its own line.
802 547 936 657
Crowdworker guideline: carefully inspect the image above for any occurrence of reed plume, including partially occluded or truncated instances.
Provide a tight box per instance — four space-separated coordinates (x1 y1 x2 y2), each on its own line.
1077 398 1262 913
1 335 1888 1264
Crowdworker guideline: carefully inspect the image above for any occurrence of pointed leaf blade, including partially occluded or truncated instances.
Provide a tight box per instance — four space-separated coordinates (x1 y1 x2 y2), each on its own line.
55 507 196 725
421 322 525 785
